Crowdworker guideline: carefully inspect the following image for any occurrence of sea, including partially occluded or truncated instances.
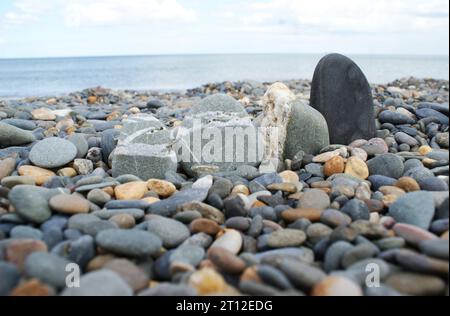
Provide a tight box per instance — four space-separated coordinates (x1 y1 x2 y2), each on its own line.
0 54 448 98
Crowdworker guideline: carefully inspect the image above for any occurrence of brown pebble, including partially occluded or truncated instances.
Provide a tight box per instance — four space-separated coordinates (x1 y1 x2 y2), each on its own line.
207 247 247 274
49 194 90 215
147 179 177 198
114 181 148 200
281 208 324 222
395 177 420 192
109 214 136 229
324 156 345 177
188 268 228 295
18 165 55 186
104 259 149 292
6 239 48 271
10 279 54 296
393 223 438 247
86 254 117 271
190 218 221 235
311 276 363 296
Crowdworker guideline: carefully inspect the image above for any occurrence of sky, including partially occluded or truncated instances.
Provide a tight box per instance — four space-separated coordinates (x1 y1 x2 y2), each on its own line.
0 0 449 58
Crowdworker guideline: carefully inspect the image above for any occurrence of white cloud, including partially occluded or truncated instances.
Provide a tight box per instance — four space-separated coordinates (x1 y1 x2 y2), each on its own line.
64 0 196 27
3 0 51 24
241 0 449 34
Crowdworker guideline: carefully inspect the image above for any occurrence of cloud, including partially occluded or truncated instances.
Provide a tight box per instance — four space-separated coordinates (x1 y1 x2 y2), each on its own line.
241 0 449 34
3 0 51 24
64 0 196 27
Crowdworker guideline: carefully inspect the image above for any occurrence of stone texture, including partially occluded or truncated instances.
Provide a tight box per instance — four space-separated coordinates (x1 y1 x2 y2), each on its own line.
310 53 376 144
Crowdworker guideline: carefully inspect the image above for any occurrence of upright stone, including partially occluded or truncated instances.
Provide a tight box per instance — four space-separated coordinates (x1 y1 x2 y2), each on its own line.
259 83 330 172
310 53 376 144
112 114 177 180
175 94 263 176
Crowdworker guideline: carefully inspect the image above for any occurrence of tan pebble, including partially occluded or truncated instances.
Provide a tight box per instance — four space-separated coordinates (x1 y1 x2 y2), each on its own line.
240 267 262 283
141 196 160 204
279 170 299 183
49 194 90 215
351 147 368 162
267 182 299 193
129 107 140 114
210 229 242 255
147 179 176 198
31 107 56 121
344 157 369 180
188 268 227 296
310 181 331 189
281 208 323 222
251 200 267 208
87 96 97 104
382 194 399 207
110 214 136 229
231 185 250 196
0 157 16 180
370 213 380 224
18 165 55 186
6 239 48 271
106 111 120 121
324 156 345 177
311 276 363 296
288 192 303 200
57 167 77 178
114 181 148 200
190 218 221 235
442 231 449 240
86 254 117 271
313 150 340 163
10 279 54 296
418 145 433 156
394 177 420 192
102 187 114 197
379 186 405 197
422 158 437 168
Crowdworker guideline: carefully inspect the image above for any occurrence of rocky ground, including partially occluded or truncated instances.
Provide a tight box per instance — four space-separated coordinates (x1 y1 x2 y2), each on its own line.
0 76 449 296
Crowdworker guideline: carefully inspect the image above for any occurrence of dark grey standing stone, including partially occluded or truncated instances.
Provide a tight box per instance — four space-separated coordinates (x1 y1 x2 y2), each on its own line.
0 262 20 296
367 154 404 179
24 252 71 288
310 53 376 144
389 191 435 229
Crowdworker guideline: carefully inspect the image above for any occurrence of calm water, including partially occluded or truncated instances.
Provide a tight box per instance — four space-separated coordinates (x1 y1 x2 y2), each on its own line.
0 54 448 98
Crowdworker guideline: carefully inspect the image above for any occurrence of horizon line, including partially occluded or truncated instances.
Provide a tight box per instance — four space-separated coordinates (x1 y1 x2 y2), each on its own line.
1 52 449 61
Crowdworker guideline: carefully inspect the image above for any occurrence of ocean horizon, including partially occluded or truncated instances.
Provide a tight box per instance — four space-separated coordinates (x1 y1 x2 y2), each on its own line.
0 53 448 98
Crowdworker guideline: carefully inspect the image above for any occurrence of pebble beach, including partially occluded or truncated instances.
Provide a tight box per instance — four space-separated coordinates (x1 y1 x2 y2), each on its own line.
0 58 449 297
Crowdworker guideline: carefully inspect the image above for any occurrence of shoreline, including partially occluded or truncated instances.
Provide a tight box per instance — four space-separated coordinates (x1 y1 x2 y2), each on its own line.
1 77 449 101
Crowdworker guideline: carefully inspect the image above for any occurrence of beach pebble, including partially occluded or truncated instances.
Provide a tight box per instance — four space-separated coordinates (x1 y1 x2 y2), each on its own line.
96 229 162 257
49 194 90 215
29 137 78 168
146 215 190 248
62 270 133 296
389 191 435 229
